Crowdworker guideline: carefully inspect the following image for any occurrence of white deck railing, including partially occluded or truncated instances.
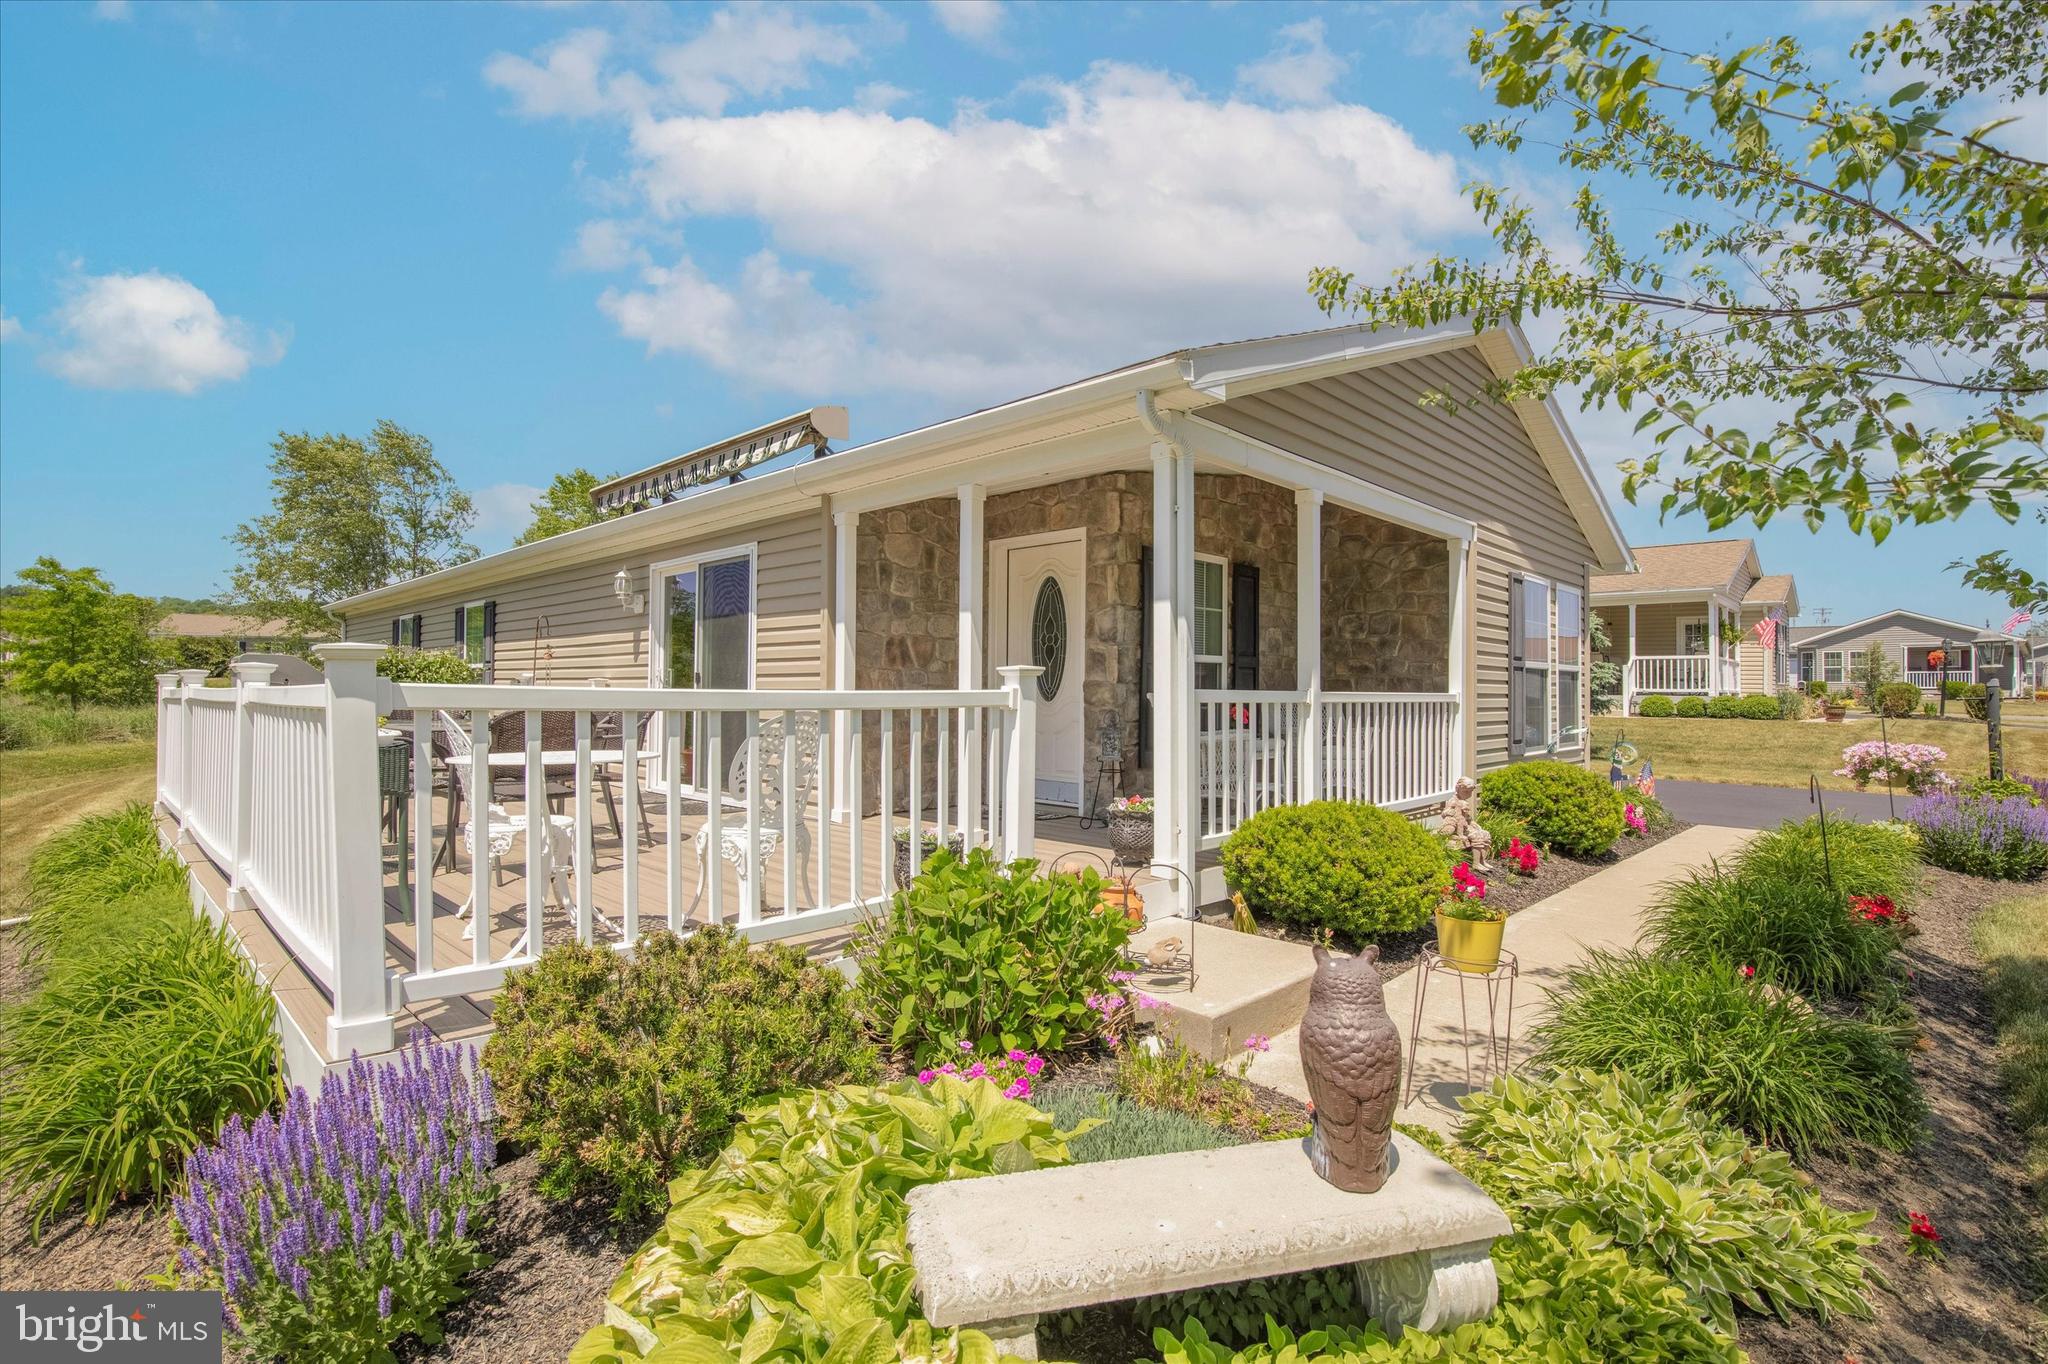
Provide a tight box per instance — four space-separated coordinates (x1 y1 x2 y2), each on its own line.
1627 655 1711 695
155 647 1045 1059
1192 689 1459 846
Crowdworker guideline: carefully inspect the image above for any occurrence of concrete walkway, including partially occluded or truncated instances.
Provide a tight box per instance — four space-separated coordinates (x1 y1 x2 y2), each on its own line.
1243 824 1754 1134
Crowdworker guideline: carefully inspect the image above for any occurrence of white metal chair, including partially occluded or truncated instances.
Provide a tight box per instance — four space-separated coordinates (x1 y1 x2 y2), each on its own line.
691 712 820 916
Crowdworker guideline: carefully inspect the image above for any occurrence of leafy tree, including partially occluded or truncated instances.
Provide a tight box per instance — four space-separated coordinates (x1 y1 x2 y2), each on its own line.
1851 641 1899 701
229 421 476 633
0 558 163 709
514 467 623 546
1311 0 2046 602
1588 608 1622 712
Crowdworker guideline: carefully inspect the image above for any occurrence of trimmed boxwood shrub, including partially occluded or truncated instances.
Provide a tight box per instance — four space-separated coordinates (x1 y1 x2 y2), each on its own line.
375 647 479 683
1873 682 1923 717
1637 694 1676 717
1733 694 1779 719
1705 694 1739 719
1674 695 1707 718
1478 760 1626 857
484 926 875 1221
1219 800 1450 942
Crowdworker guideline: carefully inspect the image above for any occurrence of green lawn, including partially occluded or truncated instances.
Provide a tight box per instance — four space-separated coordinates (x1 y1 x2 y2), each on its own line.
1973 894 2048 1276
0 742 158 916
1589 715 2048 791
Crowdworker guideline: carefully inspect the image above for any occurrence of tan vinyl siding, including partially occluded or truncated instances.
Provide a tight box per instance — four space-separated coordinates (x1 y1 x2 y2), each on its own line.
1738 605 1781 694
1206 347 1598 772
360 511 827 688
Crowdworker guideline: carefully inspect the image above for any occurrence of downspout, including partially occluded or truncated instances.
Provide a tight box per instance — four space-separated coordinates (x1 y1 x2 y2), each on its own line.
1136 390 1197 916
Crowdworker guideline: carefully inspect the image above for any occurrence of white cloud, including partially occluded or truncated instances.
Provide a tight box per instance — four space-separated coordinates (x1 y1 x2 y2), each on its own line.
471 481 545 547
564 218 651 272
1236 18 1347 106
92 0 132 21
484 7 863 120
854 80 911 112
930 0 1004 49
0 314 22 343
42 270 283 394
575 61 1465 397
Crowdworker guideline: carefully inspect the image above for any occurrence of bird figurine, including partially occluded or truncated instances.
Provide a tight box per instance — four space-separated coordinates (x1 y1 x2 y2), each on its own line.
1297 944 1402 1193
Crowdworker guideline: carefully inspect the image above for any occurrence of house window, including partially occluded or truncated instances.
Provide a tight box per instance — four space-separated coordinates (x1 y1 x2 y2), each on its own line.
1800 650 1815 683
1822 650 1845 684
1680 618 1708 655
458 602 488 666
393 617 416 647
1515 575 1551 752
1194 556 1227 690
1556 585 1583 746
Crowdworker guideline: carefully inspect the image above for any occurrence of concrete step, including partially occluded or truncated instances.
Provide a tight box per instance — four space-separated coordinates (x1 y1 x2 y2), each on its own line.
1125 918 1319 1060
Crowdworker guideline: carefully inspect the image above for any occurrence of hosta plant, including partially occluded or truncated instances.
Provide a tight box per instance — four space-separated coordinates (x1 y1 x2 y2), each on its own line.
1454 1069 1880 1336
854 847 1132 1063
569 1077 1097 1364
172 1039 497 1364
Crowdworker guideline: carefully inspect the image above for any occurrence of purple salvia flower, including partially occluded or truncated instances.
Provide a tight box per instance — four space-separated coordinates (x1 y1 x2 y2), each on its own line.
378 1286 393 1318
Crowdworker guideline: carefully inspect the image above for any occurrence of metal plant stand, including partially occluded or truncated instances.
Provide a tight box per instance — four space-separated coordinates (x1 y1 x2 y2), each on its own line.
1402 947 1518 1108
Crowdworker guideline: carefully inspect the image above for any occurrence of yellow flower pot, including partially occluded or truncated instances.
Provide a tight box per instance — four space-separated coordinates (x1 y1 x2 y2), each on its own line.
1435 910 1506 973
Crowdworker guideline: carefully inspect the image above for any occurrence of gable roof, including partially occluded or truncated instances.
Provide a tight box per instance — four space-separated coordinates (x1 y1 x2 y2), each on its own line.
1590 539 1756 597
154 612 299 639
332 320 1634 614
1794 607 2032 651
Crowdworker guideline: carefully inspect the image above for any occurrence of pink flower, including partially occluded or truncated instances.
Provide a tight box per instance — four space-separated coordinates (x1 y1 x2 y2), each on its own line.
1245 1034 1271 1053
965 1062 987 1079
1002 1079 1030 1100
916 1069 936 1084
1023 1055 1045 1075
939 1061 959 1075
958 1039 975 1052
1008 1048 1028 1062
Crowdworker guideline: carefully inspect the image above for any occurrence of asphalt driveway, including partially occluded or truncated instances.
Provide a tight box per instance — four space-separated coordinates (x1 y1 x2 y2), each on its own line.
1650 779 1905 829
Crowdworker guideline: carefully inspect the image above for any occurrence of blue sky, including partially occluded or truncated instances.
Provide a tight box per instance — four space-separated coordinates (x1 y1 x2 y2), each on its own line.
0 0 2038 630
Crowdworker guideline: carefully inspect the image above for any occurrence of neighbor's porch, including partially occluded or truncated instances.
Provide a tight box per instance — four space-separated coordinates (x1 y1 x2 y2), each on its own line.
1594 596 1743 709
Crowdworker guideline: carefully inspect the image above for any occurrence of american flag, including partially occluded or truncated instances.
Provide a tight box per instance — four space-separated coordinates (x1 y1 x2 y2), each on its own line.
1751 608 1782 650
2004 607 2034 636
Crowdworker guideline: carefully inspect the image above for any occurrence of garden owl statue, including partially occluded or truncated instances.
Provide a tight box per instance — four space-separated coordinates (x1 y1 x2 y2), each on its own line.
1298 944 1402 1193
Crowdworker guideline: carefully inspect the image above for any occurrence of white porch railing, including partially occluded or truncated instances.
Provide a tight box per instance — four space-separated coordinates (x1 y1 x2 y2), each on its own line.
1192 690 1459 847
1628 655 1712 695
1904 670 1966 691
155 646 1044 1059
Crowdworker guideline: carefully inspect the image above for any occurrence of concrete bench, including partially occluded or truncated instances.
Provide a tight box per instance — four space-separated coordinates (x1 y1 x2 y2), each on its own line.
905 1132 1510 1359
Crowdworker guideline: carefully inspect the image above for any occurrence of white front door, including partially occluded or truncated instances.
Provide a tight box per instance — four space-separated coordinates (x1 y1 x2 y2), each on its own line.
998 534 1085 807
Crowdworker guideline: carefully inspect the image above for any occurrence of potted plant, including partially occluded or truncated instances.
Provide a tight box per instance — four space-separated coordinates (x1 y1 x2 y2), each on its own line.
1435 862 1506 972
1096 875 1147 929
892 827 966 889
1106 794 1155 869
1823 689 1849 723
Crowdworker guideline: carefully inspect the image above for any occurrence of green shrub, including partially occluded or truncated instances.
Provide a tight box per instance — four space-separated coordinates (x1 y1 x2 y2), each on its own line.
1036 1084 1234 1164
1733 695 1779 720
22 804 190 949
1532 952 1924 1156
571 1078 1095 1364
1962 775 2044 806
1704 695 1739 719
1873 682 1923 718
1959 683 1990 720
1922 701 1938 716
1777 689 1810 720
0 885 282 1236
853 847 1132 1063
1147 1220 1743 1364
1807 679 1830 698
0 699 158 750
1734 817 1920 909
1674 696 1706 718
1477 760 1625 857
374 647 478 684
1219 801 1449 943
1645 866 1899 998
484 926 875 1221
1637 694 1677 717
1454 1070 1879 1336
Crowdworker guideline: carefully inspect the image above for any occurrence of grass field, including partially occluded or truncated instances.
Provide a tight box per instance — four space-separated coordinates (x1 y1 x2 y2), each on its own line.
1972 893 2048 1274
1590 715 2048 791
0 743 158 916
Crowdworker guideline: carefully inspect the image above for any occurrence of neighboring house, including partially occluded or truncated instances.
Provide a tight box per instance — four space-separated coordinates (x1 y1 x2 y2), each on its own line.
333 319 1631 816
1589 540 1798 712
155 612 317 655
1788 609 2037 698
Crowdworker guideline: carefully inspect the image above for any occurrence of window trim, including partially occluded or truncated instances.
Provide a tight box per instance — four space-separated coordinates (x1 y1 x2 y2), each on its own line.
1193 553 1229 692
457 600 489 666
1555 582 1584 750
1822 649 1845 684
1677 615 1708 656
1516 572 1552 754
394 616 416 648
648 541 761 691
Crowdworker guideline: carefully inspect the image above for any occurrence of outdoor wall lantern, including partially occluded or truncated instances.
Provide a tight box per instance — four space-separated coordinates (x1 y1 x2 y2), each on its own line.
613 568 645 615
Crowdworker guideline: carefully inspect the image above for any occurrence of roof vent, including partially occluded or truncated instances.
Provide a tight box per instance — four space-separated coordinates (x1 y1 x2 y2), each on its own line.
590 406 849 513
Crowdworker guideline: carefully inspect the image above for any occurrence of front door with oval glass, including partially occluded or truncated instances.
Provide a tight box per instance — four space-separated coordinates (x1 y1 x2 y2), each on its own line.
998 534 1085 807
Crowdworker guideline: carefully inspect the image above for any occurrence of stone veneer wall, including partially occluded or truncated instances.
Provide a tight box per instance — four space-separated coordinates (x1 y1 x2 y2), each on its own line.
853 473 1451 812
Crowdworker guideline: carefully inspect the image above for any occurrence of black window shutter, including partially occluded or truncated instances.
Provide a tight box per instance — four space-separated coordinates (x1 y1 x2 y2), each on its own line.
454 606 465 649
390 618 400 646
482 601 498 683
1136 546 1151 768
1230 563 1260 689
1508 573 1526 757
411 614 423 649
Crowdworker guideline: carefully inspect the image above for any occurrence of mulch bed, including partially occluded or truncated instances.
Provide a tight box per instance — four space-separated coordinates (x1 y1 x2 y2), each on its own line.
1740 865 2048 1364
1220 816 1694 982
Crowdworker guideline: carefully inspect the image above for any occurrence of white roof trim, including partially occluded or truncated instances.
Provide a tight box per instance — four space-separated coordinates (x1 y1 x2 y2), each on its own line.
1180 318 1481 401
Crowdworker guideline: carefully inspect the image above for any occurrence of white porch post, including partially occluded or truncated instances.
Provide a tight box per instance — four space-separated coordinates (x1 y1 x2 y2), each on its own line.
1625 602 1638 712
227 660 277 909
1149 445 1181 896
998 664 1042 861
1444 531 1469 780
832 508 858 819
1173 450 1200 916
313 642 395 1059
1297 489 1324 800
957 483 985 836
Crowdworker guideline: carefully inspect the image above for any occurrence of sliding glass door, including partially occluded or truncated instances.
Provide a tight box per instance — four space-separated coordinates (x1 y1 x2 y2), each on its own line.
653 549 753 791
